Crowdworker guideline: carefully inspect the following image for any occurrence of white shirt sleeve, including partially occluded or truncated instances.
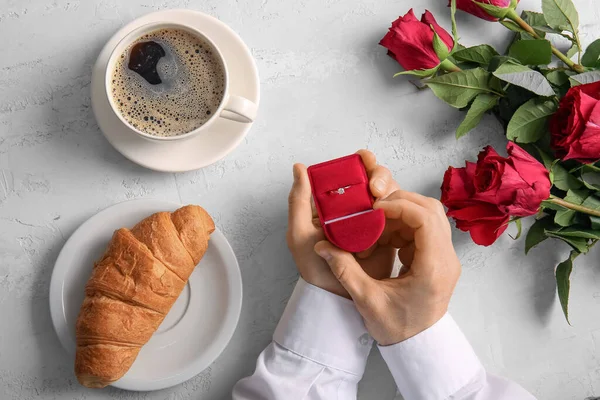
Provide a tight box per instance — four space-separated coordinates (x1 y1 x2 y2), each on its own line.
379 313 537 400
233 279 536 400
232 278 373 400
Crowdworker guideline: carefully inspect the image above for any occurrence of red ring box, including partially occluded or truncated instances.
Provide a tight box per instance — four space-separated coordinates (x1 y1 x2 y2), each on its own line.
307 154 385 253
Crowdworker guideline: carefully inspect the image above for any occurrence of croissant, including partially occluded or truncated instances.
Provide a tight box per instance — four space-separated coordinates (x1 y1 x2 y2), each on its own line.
74 205 215 388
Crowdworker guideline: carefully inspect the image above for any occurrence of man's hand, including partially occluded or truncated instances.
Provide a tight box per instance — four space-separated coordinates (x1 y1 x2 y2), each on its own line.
286 150 399 298
314 190 461 345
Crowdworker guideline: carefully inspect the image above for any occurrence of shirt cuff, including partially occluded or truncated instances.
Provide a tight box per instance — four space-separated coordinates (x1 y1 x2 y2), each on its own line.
378 313 483 400
273 278 373 377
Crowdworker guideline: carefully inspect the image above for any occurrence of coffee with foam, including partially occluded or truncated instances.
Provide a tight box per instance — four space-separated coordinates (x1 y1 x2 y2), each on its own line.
110 28 225 137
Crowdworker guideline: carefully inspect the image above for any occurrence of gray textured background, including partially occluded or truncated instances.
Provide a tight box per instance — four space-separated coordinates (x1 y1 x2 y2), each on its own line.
1 0 600 399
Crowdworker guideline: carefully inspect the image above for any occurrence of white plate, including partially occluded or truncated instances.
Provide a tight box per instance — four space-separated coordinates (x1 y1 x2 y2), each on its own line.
49 199 243 391
90 10 260 172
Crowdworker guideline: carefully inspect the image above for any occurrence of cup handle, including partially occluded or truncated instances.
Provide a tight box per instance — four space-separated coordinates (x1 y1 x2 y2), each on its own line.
220 95 257 123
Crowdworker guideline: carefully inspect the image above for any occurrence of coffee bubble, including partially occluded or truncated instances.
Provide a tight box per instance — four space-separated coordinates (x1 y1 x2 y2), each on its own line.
110 28 225 137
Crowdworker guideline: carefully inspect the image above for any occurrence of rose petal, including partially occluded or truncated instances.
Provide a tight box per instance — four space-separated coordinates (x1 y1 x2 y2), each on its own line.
447 202 506 221
466 216 510 246
504 186 547 216
473 146 504 194
390 24 443 70
506 142 549 187
451 0 513 21
379 9 453 71
452 209 510 246
380 31 400 61
392 8 418 27
570 100 600 163
421 10 454 50
552 82 600 162
577 80 600 101
441 166 475 205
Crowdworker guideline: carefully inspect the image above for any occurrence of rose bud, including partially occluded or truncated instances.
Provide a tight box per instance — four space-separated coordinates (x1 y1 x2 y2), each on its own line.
379 9 455 72
551 81 600 164
451 0 519 21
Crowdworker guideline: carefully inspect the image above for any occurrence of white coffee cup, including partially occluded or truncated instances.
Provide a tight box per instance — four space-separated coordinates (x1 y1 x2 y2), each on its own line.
105 21 257 142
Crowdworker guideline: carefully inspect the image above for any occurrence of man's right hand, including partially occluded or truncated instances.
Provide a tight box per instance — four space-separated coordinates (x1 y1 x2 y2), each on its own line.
287 150 399 299
314 190 462 346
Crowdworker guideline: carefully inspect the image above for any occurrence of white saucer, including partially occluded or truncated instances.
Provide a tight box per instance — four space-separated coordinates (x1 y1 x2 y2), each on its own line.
49 199 243 391
91 10 260 172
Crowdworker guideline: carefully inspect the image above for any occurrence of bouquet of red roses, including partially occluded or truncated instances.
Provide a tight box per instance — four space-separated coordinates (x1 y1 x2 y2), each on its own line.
381 0 600 322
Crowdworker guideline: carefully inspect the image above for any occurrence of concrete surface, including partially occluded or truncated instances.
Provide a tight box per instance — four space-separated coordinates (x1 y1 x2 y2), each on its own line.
1 0 600 399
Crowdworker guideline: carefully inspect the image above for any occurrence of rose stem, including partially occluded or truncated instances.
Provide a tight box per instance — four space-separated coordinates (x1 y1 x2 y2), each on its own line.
548 195 600 217
504 10 585 73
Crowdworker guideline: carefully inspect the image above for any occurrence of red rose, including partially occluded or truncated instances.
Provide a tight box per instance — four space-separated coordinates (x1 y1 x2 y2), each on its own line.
441 142 551 246
379 9 454 71
451 0 517 21
550 81 600 164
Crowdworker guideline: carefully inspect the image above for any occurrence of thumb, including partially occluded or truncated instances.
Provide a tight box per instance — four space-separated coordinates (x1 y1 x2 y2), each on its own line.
314 241 375 301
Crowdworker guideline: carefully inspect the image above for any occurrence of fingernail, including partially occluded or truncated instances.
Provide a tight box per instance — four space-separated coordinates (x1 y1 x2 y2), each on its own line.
293 166 299 181
373 179 386 193
316 248 332 261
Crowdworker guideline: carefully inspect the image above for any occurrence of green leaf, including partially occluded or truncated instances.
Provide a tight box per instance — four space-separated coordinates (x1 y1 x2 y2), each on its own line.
552 162 583 191
581 193 600 210
425 68 492 109
544 70 570 86
493 62 555 96
450 0 458 42
566 189 590 203
519 32 536 41
488 55 517 72
548 227 600 240
569 71 600 86
453 43 467 52
453 45 499 66
566 43 580 59
581 38 600 67
497 84 537 126
522 11 550 37
508 40 552 65
432 31 450 61
522 10 576 39
554 189 590 226
546 231 589 252
456 94 498 139
541 0 579 35
394 65 440 78
525 216 555 253
506 98 557 143
509 218 523 240
534 145 554 169
532 26 573 40
579 171 600 192
591 216 600 229
555 209 577 226
489 76 504 93
474 1 511 19
523 11 549 28
555 250 579 324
